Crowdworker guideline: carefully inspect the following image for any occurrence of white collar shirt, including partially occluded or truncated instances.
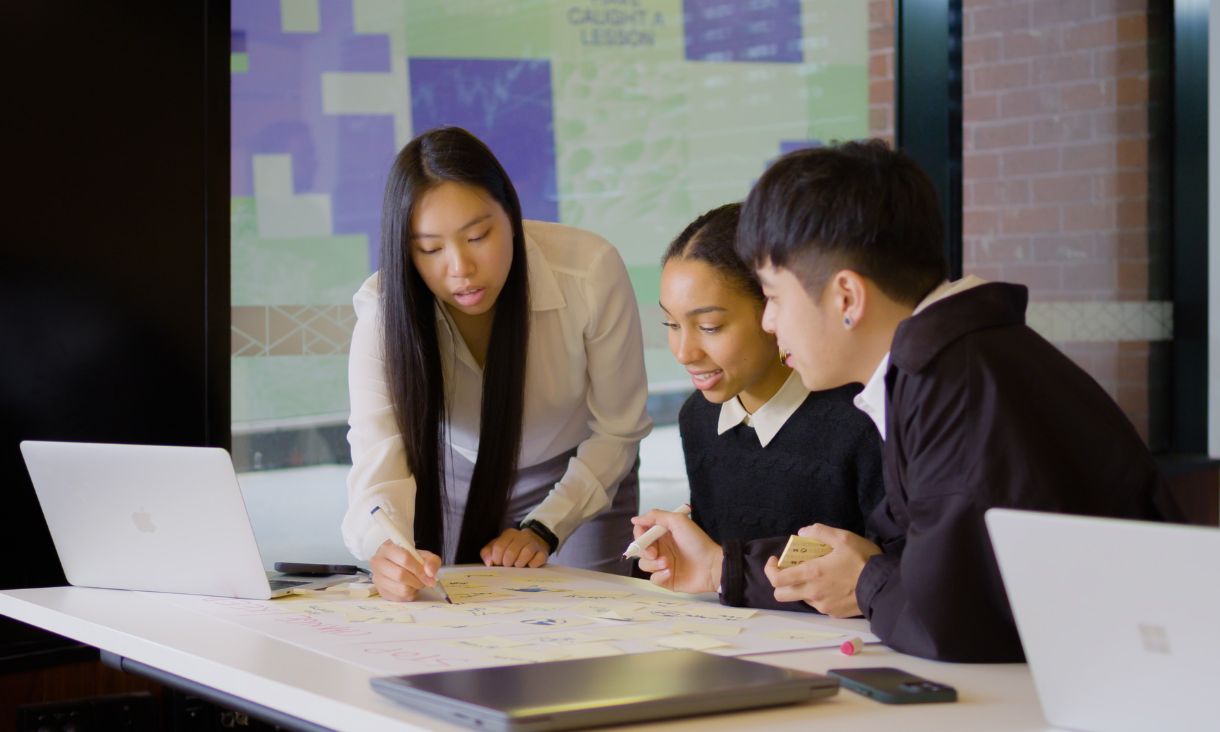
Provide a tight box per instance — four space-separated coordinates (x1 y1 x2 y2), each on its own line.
716 369 810 447
341 220 653 560
852 275 990 441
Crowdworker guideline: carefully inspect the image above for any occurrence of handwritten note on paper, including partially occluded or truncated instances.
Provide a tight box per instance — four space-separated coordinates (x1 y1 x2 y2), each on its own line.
777 535 833 569
570 603 656 622
327 604 415 624
443 588 517 604
414 615 498 630
449 636 533 650
528 631 606 646
668 622 742 637
448 603 524 617
655 634 732 651
644 605 758 622
585 624 662 641
494 642 625 663
764 629 848 643
560 589 635 600
162 566 879 677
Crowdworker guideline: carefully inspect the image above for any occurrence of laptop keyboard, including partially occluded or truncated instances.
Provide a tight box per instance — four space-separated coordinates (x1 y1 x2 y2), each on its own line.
268 579 310 591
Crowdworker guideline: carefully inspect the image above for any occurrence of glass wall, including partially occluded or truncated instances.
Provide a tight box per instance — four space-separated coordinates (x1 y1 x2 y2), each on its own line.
230 0 879 472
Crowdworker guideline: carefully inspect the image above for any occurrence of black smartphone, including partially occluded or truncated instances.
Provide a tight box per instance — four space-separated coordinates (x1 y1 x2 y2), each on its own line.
273 562 365 576
827 667 957 704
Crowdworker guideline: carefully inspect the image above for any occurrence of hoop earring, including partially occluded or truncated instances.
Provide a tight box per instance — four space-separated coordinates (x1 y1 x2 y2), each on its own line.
779 350 791 366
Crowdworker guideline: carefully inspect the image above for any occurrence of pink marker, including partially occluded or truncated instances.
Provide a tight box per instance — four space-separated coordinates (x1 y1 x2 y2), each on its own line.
840 637 863 655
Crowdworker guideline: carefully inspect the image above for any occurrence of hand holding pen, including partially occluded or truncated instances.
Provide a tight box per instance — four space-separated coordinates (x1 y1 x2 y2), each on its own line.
628 504 725 595
369 506 448 603
623 504 691 558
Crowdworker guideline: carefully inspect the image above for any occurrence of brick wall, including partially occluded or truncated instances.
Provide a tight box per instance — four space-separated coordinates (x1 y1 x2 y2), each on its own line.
962 0 1159 442
868 0 1162 443
961 0 1153 299
869 0 895 142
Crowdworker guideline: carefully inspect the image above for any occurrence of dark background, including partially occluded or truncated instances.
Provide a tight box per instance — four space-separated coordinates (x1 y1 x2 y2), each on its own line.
0 1 229 651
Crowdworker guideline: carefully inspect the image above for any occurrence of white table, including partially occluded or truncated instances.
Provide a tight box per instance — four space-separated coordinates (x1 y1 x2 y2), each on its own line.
0 571 1055 732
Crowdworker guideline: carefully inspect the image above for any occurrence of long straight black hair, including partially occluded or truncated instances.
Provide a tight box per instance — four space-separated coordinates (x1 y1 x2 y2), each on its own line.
379 126 530 563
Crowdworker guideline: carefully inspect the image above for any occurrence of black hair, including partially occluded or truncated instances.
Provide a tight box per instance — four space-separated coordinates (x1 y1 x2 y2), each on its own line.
661 203 762 303
736 139 947 306
378 126 529 563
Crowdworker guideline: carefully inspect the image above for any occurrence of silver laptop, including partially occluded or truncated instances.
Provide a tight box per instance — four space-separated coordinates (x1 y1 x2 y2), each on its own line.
372 649 838 731
985 508 1219 732
20 441 349 600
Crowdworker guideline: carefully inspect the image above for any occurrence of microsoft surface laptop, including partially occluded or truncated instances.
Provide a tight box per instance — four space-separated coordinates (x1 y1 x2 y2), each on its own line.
985 508 1219 732
372 649 838 732
20 441 348 600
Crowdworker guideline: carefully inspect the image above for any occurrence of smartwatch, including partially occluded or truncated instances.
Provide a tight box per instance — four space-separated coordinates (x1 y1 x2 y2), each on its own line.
518 518 559 553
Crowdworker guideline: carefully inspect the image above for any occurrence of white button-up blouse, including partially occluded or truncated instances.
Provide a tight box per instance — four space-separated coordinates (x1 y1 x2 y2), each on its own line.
341 220 653 560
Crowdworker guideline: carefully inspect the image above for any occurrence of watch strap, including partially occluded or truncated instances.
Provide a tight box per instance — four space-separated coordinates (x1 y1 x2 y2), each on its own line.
518 519 559 553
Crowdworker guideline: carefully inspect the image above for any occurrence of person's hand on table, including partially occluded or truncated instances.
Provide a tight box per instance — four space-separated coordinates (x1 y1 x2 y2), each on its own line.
370 540 442 602
763 523 880 617
480 527 550 568
631 509 724 594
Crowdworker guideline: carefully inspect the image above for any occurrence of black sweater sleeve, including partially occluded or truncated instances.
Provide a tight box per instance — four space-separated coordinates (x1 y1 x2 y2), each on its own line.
720 537 817 613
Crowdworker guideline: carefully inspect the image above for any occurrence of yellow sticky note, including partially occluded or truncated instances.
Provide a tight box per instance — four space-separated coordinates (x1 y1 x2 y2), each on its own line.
655 634 731 651
777 535 833 569
494 642 624 663
764 629 844 643
450 635 532 650
669 622 742 637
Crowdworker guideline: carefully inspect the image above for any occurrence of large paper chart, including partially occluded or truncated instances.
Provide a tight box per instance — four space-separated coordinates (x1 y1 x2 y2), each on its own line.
162 567 877 676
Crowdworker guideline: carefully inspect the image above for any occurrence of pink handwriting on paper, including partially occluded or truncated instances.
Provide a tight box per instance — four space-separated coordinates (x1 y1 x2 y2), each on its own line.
201 597 288 618
274 613 373 638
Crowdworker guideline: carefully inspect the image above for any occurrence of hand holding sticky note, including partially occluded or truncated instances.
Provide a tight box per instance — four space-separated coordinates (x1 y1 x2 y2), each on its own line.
777 535 833 569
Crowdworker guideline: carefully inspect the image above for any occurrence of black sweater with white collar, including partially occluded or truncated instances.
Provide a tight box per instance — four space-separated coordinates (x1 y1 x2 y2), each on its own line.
678 384 884 613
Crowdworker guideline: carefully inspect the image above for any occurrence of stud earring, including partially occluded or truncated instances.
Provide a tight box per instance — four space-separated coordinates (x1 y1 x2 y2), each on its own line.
844 316 854 328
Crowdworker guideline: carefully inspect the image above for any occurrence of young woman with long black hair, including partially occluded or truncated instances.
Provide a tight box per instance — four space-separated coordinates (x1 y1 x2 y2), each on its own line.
341 127 651 601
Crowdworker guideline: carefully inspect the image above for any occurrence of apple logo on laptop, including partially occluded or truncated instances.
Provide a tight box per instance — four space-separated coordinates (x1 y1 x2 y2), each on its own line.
1138 623 1170 654
131 509 157 533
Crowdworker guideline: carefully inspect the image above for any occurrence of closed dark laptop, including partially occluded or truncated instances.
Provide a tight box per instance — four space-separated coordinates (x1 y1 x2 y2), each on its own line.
372 649 838 732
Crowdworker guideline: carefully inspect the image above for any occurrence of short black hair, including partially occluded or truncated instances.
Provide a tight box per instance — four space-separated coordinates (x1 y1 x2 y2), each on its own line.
736 139 947 306
662 203 762 303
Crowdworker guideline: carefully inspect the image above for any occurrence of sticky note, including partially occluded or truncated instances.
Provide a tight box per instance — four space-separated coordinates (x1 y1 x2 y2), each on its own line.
655 634 731 651
443 589 516 604
777 535 833 569
450 603 524 617
561 589 635 600
586 624 660 641
644 605 756 622
415 616 497 629
494 643 624 662
450 636 532 650
763 629 845 643
668 622 742 637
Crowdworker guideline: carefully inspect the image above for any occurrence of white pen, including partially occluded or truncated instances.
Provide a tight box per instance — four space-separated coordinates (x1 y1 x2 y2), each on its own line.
622 504 692 559
370 506 450 603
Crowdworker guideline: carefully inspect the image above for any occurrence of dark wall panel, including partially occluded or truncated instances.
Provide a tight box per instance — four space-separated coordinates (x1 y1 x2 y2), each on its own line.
0 1 229 604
